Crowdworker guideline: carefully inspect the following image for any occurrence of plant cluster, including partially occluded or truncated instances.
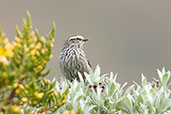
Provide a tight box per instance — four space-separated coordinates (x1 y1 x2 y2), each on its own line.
56 66 170 114
0 12 68 114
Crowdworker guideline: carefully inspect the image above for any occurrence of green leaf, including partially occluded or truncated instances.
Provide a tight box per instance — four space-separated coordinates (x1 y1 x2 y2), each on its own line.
162 73 170 87
141 73 148 87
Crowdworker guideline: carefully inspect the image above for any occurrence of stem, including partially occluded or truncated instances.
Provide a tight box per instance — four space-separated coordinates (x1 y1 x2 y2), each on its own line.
7 89 16 104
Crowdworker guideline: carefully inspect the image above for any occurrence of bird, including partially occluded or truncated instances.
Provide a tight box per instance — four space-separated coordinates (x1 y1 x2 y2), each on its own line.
59 35 91 81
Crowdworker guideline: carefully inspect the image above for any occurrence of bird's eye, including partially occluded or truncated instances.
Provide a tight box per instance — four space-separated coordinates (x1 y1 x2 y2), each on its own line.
76 38 81 40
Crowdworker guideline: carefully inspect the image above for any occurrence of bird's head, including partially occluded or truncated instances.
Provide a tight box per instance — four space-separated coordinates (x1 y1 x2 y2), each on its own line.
67 35 88 48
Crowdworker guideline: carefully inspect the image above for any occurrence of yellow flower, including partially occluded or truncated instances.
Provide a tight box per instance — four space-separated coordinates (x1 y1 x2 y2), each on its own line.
28 37 33 43
0 47 6 56
31 49 37 56
19 84 24 89
33 100 38 104
37 65 43 70
1 105 8 110
35 92 44 99
21 97 28 103
58 102 62 106
24 90 28 94
16 43 21 48
15 89 20 95
42 60 47 65
15 37 21 42
35 42 42 50
29 31 34 38
50 43 54 47
41 48 46 54
31 55 35 60
4 49 14 58
36 51 40 56
61 99 67 104
63 110 69 114
35 85 39 90
57 92 61 97
5 42 14 50
40 36 45 43
30 43 35 49
63 93 67 98
13 83 19 88
34 37 38 43
51 91 57 97
12 105 20 113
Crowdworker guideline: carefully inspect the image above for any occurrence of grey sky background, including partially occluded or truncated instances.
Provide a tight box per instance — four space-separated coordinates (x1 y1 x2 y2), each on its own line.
0 0 171 85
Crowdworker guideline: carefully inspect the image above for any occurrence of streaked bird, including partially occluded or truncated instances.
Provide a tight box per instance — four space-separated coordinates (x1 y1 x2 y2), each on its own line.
59 35 91 81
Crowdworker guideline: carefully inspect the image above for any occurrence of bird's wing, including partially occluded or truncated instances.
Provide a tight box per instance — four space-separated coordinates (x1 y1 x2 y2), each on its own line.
86 55 91 68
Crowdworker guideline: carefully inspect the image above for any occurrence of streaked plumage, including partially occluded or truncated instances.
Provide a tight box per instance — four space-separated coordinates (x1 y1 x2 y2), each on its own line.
59 35 91 81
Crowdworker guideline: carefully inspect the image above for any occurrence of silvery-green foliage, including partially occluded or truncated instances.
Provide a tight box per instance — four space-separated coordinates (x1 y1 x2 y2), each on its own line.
56 66 170 114
56 65 127 114
124 68 171 114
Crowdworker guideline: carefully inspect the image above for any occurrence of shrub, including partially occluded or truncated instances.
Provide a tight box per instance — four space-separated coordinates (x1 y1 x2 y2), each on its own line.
56 66 170 114
0 11 68 114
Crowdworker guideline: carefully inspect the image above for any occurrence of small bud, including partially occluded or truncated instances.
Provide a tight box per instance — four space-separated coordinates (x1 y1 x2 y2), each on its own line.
30 43 35 49
101 85 105 89
41 48 46 54
33 100 38 104
1 105 8 110
42 60 47 65
15 89 20 95
21 97 28 103
34 37 38 43
29 31 34 38
61 99 67 104
15 37 21 42
12 105 20 113
156 80 160 88
63 93 67 98
23 90 28 94
19 84 24 89
36 92 44 99
37 65 43 70
13 83 18 88
58 102 62 106
89 85 92 88
40 36 45 43
152 81 155 88
31 49 37 56
93 85 97 89
35 42 42 50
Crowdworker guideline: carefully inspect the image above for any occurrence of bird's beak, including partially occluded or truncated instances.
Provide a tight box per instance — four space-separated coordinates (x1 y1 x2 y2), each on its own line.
83 38 88 42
